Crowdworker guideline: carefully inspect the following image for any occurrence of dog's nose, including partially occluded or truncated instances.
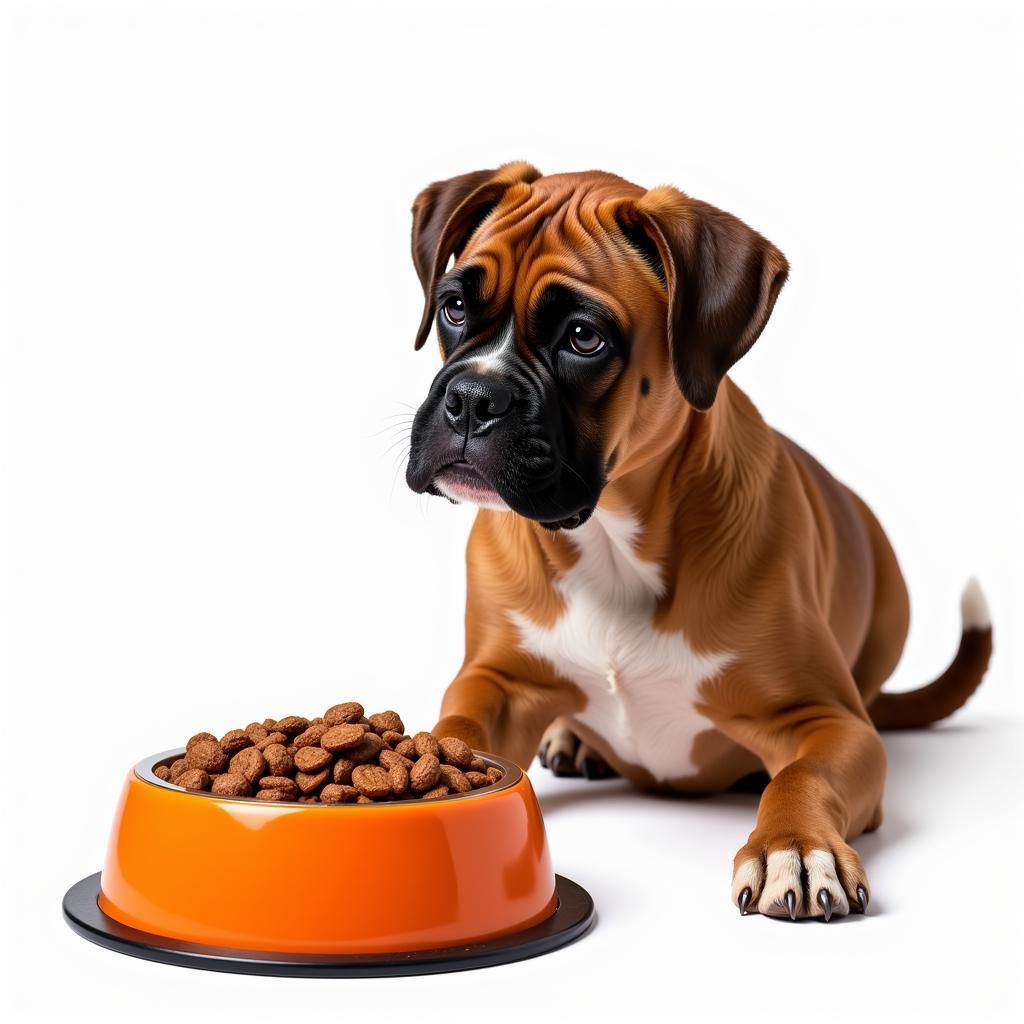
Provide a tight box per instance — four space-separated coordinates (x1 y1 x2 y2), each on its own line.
444 373 514 435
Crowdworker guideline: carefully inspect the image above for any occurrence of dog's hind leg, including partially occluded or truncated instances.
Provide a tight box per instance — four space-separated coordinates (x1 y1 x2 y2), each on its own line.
538 720 618 779
538 720 578 774
848 491 911 705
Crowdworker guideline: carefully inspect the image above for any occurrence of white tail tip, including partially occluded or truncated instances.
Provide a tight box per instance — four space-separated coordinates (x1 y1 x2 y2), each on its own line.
960 577 991 632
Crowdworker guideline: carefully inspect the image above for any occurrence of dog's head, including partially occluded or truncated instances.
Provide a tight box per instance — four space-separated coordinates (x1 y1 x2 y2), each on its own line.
405 164 788 529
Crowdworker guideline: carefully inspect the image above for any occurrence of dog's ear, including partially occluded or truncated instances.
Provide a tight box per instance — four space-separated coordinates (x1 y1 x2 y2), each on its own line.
623 187 788 411
411 162 541 350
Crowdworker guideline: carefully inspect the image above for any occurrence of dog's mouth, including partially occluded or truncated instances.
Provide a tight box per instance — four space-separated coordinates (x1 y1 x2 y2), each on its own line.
430 461 593 528
432 461 511 512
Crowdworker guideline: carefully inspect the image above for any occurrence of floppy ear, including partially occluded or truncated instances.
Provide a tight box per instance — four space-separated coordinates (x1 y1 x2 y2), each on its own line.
410 161 541 350
625 187 788 410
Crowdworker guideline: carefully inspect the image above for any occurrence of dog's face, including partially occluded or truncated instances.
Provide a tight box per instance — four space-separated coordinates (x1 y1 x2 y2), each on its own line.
405 165 788 528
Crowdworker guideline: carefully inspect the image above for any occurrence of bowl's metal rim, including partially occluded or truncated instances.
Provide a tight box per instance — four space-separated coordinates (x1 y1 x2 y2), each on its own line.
137 748 523 807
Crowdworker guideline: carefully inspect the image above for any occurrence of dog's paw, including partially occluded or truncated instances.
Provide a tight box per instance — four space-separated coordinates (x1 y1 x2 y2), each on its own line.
732 834 869 921
538 722 617 780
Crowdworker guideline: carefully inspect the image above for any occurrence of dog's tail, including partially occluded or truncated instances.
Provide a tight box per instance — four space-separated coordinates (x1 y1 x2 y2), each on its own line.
868 578 993 730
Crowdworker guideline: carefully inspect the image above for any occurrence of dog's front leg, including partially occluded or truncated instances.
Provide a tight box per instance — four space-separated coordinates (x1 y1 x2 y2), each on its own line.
434 666 576 771
713 657 886 920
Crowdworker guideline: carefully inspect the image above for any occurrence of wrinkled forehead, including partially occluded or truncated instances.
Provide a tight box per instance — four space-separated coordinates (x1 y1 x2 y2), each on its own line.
451 178 654 332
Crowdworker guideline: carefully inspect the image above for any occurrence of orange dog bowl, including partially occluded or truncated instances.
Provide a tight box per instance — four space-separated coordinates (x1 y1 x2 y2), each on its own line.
63 750 594 976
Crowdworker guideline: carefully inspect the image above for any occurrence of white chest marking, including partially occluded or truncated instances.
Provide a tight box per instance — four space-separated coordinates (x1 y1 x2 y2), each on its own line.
510 509 733 782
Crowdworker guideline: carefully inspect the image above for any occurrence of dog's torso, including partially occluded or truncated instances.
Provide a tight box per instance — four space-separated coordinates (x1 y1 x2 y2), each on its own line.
510 506 736 785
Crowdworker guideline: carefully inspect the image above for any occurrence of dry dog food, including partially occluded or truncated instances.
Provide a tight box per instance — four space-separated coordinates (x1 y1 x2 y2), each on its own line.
154 703 504 804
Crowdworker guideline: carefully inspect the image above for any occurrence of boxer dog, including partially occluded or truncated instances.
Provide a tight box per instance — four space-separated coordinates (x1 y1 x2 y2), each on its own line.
405 163 993 920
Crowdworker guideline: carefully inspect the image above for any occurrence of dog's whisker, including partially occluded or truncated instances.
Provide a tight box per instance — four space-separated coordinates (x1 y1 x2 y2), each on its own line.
389 448 411 502
368 413 415 434
366 424 413 441
558 457 589 490
376 424 414 443
381 434 413 459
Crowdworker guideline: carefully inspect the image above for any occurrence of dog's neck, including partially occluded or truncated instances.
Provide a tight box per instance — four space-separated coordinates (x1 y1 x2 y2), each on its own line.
523 378 779 577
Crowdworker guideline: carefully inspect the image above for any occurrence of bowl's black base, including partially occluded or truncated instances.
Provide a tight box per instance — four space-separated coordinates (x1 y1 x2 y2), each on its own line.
62 872 595 978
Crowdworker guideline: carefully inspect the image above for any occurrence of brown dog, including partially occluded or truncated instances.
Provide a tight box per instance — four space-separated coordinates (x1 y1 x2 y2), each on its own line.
404 163 993 919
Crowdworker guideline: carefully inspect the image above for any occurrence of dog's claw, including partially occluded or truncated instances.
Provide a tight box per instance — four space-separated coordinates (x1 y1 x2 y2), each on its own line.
817 889 833 922
550 752 575 777
738 888 752 916
856 885 869 914
537 747 547 769
784 890 797 921
582 757 602 780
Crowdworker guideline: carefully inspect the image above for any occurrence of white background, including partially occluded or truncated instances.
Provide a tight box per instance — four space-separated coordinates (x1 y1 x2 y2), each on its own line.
3 0 1022 1021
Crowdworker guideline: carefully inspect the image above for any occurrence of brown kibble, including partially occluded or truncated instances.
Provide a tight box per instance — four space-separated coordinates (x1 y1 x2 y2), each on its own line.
437 736 473 769
413 732 440 758
320 784 358 804
347 732 385 764
171 703 501 803
229 746 266 785
379 749 413 771
256 731 288 751
255 788 291 802
320 724 367 753
211 773 252 797
352 764 391 800
293 746 332 773
368 711 404 735
262 743 292 776
177 768 211 791
295 769 329 794
258 774 292 788
324 702 364 726
258 776 298 799
294 723 330 749
219 729 252 755
439 763 471 793
389 762 410 797
274 716 310 737
186 732 218 751
245 722 269 743
410 753 440 792
185 739 229 774
394 738 417 759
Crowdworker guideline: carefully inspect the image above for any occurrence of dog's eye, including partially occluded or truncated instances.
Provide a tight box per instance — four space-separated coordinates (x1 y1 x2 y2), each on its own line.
567 323 605 356
442 297 467 327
